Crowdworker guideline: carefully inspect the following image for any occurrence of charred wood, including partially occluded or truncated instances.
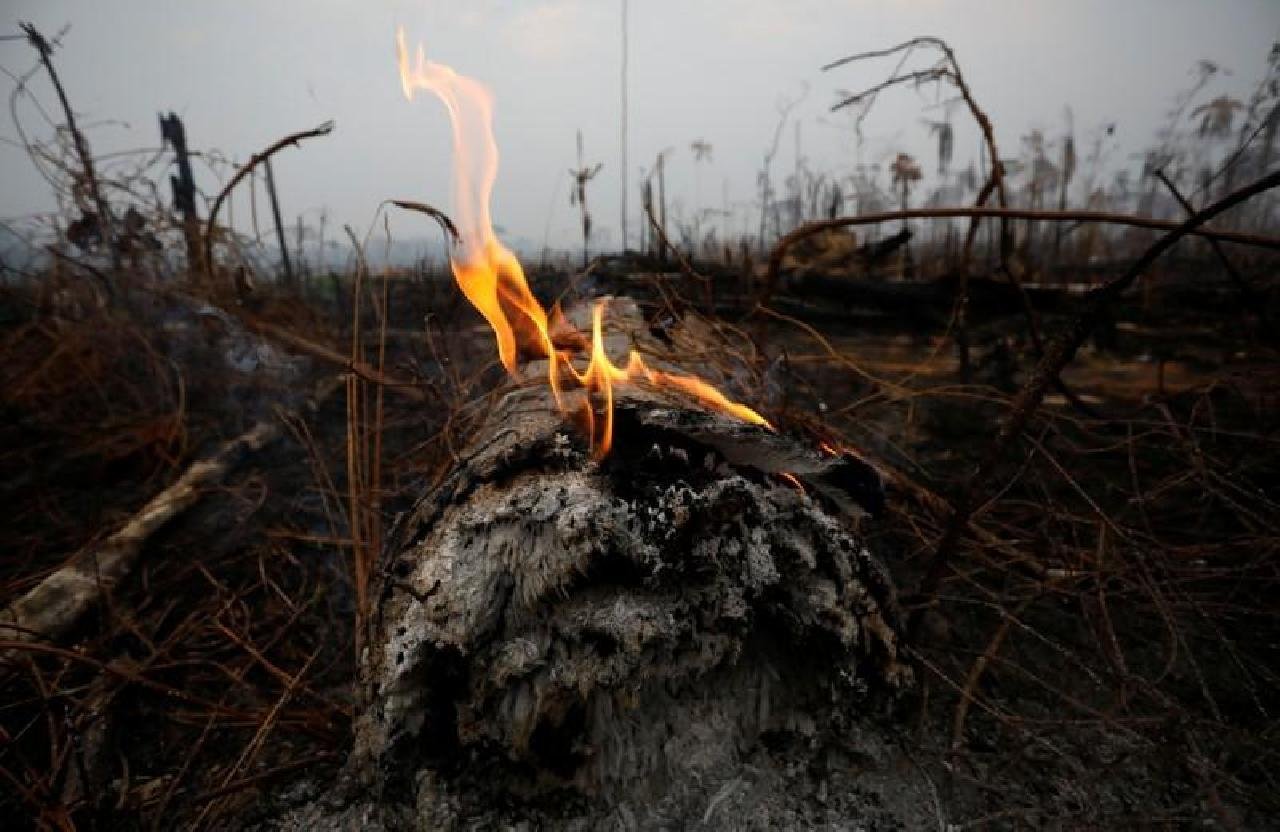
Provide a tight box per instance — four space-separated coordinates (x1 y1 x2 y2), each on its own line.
275 301 916 830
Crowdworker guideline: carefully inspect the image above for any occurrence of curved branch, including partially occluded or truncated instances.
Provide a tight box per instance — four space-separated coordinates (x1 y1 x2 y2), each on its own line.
202 120 335 277
822 36 950 72
824 36 1006 210
824 37 1014 382
830 69 953 113
389 199 460 248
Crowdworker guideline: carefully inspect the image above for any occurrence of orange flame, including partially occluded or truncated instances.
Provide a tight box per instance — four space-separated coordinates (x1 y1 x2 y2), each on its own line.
395 29 555 378
396 28 770 457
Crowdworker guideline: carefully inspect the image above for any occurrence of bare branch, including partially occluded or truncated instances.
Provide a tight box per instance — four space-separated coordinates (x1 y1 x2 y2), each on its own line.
821 36 950 72
389 199 460 247
830 69 953 113
203 120 335 279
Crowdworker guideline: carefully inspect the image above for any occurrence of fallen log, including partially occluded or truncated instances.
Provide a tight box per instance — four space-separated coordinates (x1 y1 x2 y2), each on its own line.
279 301 918 830
776 271 1076 327
0 420 279 661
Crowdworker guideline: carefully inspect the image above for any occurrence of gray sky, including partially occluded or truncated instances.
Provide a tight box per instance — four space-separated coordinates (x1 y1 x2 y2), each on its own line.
2 1 1277 252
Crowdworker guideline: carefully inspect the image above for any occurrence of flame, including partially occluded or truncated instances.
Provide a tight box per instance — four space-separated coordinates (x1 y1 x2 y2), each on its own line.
396 29 555 378
396 28 770 458
779 472 806 493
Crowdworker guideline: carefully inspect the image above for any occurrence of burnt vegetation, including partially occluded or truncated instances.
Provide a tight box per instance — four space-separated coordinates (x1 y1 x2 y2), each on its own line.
1 19 1279 830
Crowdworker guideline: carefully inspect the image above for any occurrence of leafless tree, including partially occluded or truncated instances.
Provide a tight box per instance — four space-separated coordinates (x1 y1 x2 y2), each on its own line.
569 130 603 267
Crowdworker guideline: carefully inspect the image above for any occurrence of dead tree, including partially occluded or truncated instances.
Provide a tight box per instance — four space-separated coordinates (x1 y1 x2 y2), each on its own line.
21 23 120 277
569 130 603 268
159 112 202 272
265 157 295 286
277 300 915 830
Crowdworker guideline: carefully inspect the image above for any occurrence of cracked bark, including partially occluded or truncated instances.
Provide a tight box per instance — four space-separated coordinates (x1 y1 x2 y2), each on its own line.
275 300 914 830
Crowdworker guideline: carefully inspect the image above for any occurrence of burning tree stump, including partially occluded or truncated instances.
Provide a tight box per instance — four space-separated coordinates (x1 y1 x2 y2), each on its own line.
279 300 915 829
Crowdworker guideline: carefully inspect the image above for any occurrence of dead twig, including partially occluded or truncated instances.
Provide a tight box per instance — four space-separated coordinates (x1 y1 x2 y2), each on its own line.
241 316 426 402
825 36 1012 377
389 199 460 246
190 647 320 830
1154 169 1261 309
950 593 1040 752
826 37 1007 212
643 195 713 293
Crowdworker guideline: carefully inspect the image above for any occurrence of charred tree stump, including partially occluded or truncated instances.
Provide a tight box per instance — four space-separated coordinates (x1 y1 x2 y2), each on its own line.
159 112 202 274
281 302 914 830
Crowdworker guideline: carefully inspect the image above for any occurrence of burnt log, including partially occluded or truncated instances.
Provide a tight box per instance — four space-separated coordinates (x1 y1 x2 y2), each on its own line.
275 301 919 830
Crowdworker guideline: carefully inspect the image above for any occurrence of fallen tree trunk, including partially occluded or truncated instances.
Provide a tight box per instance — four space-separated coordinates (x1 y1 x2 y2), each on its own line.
0 420 279 661
776 271 1077 327
277 300 921 830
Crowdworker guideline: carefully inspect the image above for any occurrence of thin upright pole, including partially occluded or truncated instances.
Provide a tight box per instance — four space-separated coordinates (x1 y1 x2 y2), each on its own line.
263 157 294 286
620 0 629 252
657 153 668 263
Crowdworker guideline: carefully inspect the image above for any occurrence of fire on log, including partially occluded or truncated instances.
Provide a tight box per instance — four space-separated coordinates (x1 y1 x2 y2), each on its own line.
271 36 915 828
277 301 915 828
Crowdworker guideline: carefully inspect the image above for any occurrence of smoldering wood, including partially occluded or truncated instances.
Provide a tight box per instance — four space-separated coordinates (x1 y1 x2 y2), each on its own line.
275 300 921 830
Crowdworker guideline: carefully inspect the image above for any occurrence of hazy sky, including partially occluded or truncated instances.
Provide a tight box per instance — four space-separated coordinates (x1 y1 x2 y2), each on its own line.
2 1 1276 252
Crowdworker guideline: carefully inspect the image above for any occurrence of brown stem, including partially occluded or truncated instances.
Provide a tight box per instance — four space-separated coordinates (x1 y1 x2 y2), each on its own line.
950 594 1037 752
826 37 1008 227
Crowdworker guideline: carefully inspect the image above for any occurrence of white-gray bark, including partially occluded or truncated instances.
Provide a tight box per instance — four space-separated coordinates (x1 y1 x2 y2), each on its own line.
272 302 921 830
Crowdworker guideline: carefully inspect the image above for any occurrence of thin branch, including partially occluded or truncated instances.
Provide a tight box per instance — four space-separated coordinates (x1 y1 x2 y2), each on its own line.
241 316 426 402
389 199 460 247
1155 168 1260 307
0 421 280 658
203 120 335 279
643 195 709 288
830 68 953 113
822 36 952 72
